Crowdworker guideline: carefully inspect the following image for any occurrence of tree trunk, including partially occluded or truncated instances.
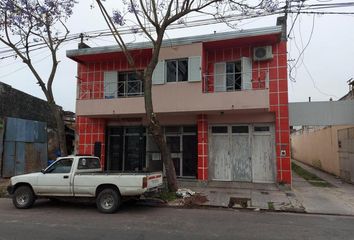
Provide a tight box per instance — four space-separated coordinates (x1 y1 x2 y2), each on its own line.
144 70 178 192
49 104 68 156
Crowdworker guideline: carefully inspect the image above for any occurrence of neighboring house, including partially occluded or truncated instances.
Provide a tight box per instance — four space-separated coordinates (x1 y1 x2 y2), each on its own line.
0 82 75 177
291 80 354 183
67 22 291 185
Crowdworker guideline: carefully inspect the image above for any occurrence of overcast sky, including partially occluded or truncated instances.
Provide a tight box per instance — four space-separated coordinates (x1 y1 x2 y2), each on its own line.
0 1 353 112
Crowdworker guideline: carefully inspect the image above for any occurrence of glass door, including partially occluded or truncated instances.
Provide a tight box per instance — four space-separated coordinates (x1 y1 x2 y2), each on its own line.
166 135 182 177
107 128 123 171
124 127 146 171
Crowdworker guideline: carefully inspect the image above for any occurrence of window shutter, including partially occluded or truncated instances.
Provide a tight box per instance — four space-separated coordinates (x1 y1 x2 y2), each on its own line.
241 57 252 90
152 60 165 85
104 71 118 98
188 56 201 82
214 62 226 92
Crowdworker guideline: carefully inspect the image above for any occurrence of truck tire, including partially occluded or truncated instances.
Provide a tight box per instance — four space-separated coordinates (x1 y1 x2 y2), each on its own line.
12 185 35 209
96 188 121 214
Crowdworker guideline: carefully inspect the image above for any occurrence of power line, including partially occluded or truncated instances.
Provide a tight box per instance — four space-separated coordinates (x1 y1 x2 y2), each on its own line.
1 1 354 57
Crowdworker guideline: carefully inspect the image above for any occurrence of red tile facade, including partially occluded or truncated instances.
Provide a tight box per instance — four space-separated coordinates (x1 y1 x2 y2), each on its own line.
76 116 106 167
204 39 291 184
73 32 291 184
77 50 151 100
197 114 208 180
269 41 291 184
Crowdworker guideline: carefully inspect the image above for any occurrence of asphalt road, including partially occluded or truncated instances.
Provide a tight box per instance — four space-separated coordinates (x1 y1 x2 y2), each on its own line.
0 198 353 240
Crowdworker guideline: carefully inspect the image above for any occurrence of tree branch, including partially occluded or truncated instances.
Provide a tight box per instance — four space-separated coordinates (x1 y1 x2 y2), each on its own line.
96 0 136 68
130 0 156 44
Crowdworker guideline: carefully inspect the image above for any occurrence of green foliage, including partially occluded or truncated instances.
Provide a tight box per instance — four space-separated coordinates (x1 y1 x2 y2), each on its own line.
156 191 177 202
292 162 331 187
267 201 275 210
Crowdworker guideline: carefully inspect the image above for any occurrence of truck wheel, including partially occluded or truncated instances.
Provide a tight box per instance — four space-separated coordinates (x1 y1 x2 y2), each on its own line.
12 186 35 209
96 188 121 214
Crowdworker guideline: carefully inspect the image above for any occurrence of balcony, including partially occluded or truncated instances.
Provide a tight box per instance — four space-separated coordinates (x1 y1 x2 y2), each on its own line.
79 80 144 100
76 78 269 117
203 69 269 93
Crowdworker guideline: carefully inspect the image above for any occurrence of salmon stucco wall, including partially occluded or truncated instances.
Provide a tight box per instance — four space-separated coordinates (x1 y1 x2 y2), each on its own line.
291 125 352 176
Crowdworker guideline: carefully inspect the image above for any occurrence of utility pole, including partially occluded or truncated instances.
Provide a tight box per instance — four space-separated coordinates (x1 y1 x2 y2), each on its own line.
284 0 290 41
277 0 290 41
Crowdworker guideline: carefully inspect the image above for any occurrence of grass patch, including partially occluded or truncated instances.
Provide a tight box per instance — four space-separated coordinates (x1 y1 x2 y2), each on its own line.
267 201 275 210
292 162 331 187
156 191 177 202
0 187 7 198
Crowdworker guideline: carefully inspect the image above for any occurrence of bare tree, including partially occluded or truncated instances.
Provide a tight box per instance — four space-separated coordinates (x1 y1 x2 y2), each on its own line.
95 0 279 191
0 0 77 156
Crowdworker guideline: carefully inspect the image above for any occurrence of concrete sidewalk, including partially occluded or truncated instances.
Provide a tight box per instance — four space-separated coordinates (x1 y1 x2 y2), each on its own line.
292 159 354 215
174 180 305 212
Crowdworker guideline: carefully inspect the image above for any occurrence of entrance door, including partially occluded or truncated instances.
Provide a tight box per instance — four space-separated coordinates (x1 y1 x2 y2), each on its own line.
252 126 275 183
166 136 182 177
124 134 145 171
230 126 252 182
210 124 275 182
106 127 145 172
182 135 197 177
107 128 123 171
209 126 232 181
165 126 197 178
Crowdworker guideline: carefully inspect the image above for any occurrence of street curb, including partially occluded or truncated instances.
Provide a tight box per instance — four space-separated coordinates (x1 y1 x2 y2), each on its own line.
138 200 354 217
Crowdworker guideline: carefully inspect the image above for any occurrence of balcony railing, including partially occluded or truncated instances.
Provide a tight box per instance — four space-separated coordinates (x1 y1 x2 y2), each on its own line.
203 69 269 93
79 80 144 100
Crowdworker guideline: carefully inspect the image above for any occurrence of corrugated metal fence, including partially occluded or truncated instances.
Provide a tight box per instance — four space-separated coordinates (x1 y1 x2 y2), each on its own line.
1 117 47 177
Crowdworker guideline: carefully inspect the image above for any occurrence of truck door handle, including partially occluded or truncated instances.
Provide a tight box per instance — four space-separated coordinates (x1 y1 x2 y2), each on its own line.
63 175 69 179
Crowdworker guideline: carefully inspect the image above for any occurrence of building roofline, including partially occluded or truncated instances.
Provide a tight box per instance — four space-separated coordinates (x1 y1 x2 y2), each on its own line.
67 26 282 58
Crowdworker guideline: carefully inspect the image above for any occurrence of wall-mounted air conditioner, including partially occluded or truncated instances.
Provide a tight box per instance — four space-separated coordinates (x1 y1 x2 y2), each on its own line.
253 46 273 61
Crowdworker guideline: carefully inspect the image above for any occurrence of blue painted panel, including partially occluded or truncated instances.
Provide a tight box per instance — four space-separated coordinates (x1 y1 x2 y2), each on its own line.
16 118 27 142
25 120 35 142
5 117 47 143
2 117 48 177
36 122 47 143
15 142 25 175
2 141 15 177
4 118 17 141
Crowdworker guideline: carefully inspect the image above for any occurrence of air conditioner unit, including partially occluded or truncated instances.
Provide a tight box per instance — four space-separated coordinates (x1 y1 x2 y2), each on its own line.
253 46 273 61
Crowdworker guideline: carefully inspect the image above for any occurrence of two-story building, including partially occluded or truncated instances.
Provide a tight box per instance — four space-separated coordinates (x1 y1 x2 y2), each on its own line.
67 23 291 185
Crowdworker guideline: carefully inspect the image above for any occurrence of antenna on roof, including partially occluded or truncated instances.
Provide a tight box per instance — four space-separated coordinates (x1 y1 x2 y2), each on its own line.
78 33 91 49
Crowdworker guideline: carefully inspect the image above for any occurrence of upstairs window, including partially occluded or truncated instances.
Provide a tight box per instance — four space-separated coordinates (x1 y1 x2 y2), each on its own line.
118 71 144 97
166 58 188 82
226 61 242 91
214 57 252 92
104 71 144 98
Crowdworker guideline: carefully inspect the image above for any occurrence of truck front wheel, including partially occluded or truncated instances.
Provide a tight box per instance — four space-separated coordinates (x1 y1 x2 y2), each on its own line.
96 188 121 214
12 185 35 209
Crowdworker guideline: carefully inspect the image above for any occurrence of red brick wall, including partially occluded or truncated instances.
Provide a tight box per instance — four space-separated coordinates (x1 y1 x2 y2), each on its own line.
197 114 208 180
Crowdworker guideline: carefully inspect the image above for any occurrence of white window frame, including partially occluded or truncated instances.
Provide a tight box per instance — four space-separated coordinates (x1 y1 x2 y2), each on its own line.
165 58 189 83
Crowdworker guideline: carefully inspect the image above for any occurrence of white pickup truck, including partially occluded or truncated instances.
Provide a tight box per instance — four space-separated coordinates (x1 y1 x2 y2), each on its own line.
7 156 163 213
